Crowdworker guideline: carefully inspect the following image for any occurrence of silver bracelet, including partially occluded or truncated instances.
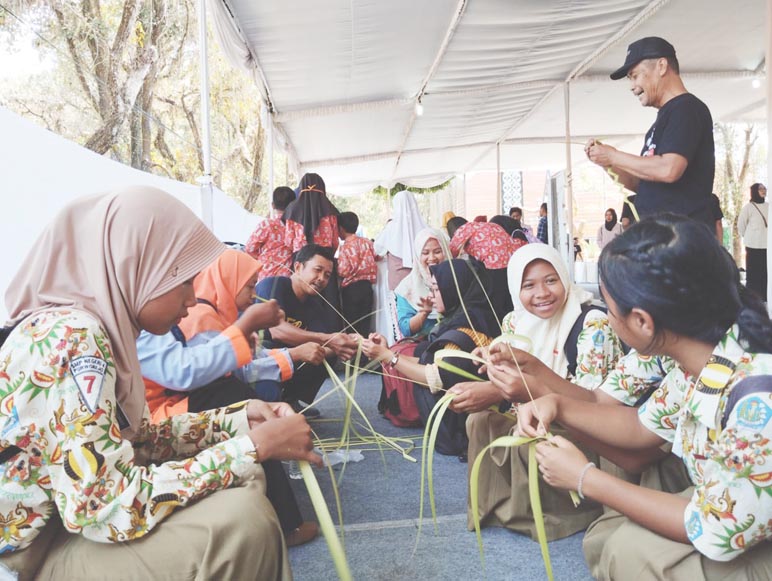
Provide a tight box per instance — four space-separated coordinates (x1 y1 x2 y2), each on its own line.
577 461 596 500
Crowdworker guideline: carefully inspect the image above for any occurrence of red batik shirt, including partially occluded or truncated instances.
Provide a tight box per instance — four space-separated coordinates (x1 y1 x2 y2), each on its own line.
338 235 377 288
450 221 525 269
285 215 340 253
245 217 293 281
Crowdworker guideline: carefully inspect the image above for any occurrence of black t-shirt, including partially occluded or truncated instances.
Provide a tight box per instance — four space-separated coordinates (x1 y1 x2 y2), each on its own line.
709 193 724 221
255 276 333 346
636 93 715 218
620 194 637 223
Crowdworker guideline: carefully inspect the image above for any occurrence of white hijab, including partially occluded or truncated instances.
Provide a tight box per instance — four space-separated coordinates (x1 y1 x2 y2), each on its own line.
505 244 593 378
394 227 449 313
373 190 428 268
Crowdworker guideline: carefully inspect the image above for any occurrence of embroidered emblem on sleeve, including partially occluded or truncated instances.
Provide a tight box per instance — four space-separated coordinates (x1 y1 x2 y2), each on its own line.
70 356 107 413
735 397 772 431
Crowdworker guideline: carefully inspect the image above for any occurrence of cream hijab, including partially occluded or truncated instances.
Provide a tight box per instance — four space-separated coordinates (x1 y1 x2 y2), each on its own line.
373 190 428 268
394 227 449 312
505 244 593 378
5 186 225 438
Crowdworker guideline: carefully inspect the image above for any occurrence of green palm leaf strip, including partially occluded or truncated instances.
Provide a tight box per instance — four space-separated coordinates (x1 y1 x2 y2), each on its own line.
469 436 552 579
528 441 553 581
414 390 456 554
433 348 487 382
299 460 352 581
426 393 455 527
469 435 580 581
313 433 348 549
322 360 415 462
592 138 639 223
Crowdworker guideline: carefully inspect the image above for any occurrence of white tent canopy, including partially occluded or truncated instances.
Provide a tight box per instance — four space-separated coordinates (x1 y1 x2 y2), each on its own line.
210 0 767 195
0 107 259 321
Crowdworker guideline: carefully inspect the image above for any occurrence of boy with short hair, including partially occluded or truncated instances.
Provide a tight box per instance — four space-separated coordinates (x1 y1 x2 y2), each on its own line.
337 211 377 337
246 186 295 281
537 202 549 244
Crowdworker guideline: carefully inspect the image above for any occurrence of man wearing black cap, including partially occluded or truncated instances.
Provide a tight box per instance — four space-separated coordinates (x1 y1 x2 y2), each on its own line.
585 37 715 229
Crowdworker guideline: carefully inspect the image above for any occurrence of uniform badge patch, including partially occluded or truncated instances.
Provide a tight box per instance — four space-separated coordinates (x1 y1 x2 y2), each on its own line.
70 356 107 413
735 396 772 431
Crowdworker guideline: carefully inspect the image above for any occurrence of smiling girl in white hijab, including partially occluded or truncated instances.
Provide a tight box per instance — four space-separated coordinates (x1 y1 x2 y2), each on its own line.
465 243 623 542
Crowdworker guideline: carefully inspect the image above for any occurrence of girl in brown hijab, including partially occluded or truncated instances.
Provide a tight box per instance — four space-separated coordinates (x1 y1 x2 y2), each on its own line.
0 186 319 580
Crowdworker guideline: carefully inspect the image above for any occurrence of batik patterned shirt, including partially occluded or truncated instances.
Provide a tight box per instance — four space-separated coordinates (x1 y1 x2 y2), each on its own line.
599 351 679 407
501 308 622 389
0 308 261 552
449 222 524 269
245 217 293 281
337 236 377 288
285 215 339 253
636 325 772 561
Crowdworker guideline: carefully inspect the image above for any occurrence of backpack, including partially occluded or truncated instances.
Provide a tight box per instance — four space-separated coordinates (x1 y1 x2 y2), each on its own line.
563 303 630 377
377 338 423 427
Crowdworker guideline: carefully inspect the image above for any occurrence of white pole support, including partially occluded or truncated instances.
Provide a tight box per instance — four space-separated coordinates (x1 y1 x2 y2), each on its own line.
766 0 771 308
197 0 213 230
563 82 575 275
267 107 274 197
496 142 502 215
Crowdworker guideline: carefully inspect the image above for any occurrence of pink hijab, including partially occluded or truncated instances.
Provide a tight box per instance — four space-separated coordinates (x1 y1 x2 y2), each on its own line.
5 186 225 438
178 249 259 338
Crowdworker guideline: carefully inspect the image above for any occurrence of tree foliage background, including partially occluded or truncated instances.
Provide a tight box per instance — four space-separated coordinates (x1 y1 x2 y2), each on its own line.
0 0 287 219
0 1 454 238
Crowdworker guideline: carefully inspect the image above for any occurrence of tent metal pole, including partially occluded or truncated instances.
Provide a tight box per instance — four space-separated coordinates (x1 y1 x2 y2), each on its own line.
197 0 214 229
563 82 575 272
266 106 274 197
496 142 502 215
767 0 771 308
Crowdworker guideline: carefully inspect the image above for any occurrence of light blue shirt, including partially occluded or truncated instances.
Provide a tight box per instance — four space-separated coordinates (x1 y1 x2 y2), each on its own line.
395 294 437 339
137 330 292 391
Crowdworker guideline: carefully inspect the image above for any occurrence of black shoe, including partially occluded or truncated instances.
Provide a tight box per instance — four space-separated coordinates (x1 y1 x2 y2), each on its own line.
458 453 468 463
289 400 321 419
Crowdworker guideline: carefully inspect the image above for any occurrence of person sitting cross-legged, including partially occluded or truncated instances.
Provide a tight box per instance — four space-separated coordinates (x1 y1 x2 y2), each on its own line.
256 244 360 416
138 248 323 547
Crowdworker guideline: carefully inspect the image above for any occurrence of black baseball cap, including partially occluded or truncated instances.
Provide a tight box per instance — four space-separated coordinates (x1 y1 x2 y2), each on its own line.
610 37 677 80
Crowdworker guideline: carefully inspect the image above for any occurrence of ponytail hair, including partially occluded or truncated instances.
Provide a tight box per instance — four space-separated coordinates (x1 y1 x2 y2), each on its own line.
599 214 772 353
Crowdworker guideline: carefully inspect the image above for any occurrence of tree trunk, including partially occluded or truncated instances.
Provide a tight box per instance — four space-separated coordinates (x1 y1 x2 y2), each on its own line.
716 123 756 264
243 117 265 212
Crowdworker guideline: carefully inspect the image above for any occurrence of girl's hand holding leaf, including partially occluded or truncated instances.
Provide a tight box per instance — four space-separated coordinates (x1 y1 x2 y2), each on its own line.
487 360 535 401
361 337 389 361
471 345 490 361
246 399 279 427
488 343 538 369
237 299 284 336
250 414 323 467
448 381 503 413
534 436 591 492
516 394 559 437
